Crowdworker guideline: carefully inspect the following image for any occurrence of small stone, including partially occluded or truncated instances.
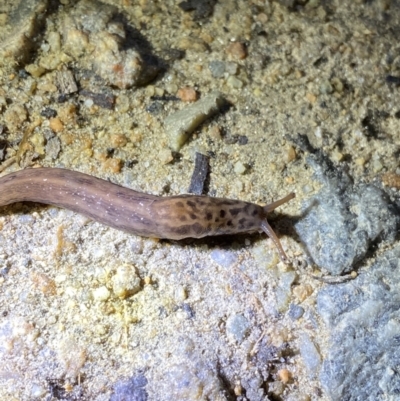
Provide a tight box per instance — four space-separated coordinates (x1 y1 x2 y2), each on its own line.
46 136 61 160
331 77 343 93
288 303 304 320
158 148 174 164
275 271 297 312
319 80 333 94
30 384 47 398
111 264 141 299
102 158 122 173
25 63 46 78
305 93 317 104
209 60 225 78
226 314 250 342
298 333 321 378
4 104 27 130
225 62 239 75
277 368 292 384
164 91 225 151
226 42 247 60
234 161 247 175
93 286 110 301
110 134 128 148
286 146 297 163
293 283 313 302
382 172 400 189
210 249 238 268
177 86 198 102
49 117 64 133
226 75 243 89
371 158 383 172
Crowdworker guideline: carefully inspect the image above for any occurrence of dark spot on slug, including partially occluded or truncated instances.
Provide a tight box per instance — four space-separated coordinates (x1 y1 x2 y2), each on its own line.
238 218 247 230
229 208 241 217
219 210 226 218
227 220 233 226
252 208 259 216
190 213 197 220
179 215 187 222
192 222 204 235
186 200 196 208
176 201 184 208
173 225 190 236
206 212 213 221
215 218 220 223
243 203 252 214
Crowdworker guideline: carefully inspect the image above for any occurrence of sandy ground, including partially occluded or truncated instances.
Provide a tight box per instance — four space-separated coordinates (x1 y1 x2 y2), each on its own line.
0 0 399 400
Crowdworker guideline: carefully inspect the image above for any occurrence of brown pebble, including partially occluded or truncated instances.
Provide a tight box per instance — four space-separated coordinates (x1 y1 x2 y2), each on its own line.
382 172 400 189
103 158 122 173
226 42 247 60
286 146 297 162
177 86 198 102
58 103 77 124
306 93 317 104
110 134 128 148
293 283 313 302
277 368 292 384
49 117 64 133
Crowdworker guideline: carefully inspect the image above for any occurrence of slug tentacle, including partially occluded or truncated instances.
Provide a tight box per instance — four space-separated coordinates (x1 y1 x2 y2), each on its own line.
261 192 295 263
263 193 295 213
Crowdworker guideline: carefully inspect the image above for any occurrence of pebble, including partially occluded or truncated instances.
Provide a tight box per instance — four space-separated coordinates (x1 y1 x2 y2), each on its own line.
298 333 321 378
226 314 250 342
226 42 247 60
164 91 225 151
158 148 174 164
62 0 144 89
381 172 400 189
92 286 111 301
277 368 292 383
210 249 238 268
111 264 141 299
49 117 64 133
209 60 226 78
288 303 305 320
226 75 243 89
275 271 297 312
177 86 198 102
234 161 247 175
4 104 28 131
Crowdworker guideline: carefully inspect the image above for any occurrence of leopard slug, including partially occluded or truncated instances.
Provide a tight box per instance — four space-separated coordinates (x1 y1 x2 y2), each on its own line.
0 168 295 262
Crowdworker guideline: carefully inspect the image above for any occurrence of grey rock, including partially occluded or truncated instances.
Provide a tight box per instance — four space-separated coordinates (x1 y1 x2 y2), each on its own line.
317 245 400 400
295 155 399 275
110 373 148 401
298 333 321 378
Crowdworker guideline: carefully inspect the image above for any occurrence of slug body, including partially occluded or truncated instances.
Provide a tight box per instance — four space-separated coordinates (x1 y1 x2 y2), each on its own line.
0 168 294 262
